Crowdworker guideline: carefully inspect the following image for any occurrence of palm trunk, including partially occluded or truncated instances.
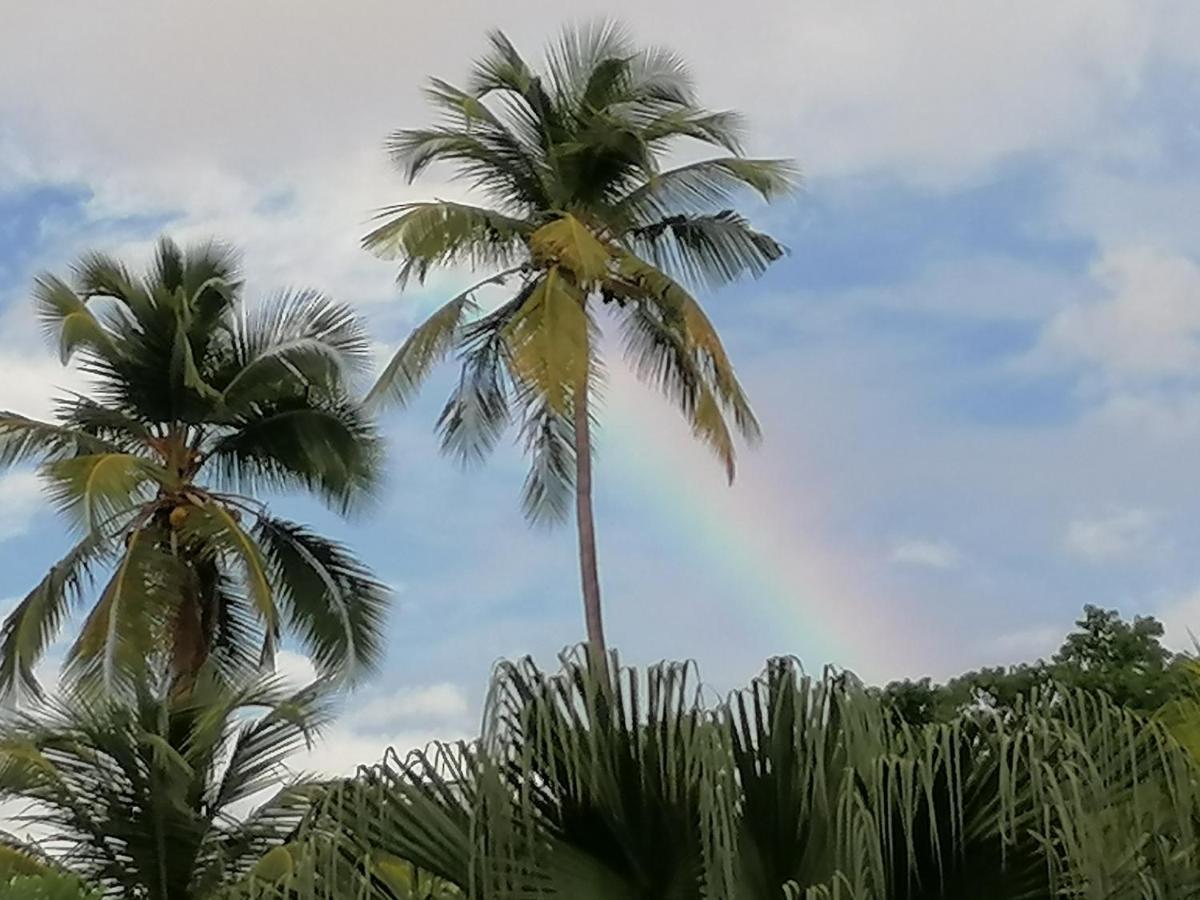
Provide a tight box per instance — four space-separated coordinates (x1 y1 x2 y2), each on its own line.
573 374 607 660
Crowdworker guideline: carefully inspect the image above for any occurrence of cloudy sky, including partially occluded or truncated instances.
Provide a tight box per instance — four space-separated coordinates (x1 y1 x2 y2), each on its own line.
3 0 1200 771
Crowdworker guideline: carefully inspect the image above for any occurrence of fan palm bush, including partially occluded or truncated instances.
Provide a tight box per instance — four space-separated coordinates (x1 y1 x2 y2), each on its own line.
250 651 1200 899
0 237 388 698
0 671 328 900
366 22 794 654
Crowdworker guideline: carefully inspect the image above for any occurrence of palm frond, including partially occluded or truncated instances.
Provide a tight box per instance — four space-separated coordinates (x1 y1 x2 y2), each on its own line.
502 268 591 415
528 214 612 285
516 397 576 526
204 399 381 515
41 453 164 533
0 413 124 467
617 157 798 222
207 679 334 812
64 524 179 694
0 534 110 703
362 201 534 286
179 503 278 655
221 291 373 410
617 252 761 445
366 267 523 412
254 516 389 682
630 210 786 288
55 395 153 452
32 275 120 365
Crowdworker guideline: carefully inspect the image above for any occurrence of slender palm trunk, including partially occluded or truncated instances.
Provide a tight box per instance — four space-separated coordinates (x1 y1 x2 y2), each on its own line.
573 374 607 660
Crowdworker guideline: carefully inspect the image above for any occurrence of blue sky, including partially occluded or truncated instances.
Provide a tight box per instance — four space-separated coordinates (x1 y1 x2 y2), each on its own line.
3 0 1200 770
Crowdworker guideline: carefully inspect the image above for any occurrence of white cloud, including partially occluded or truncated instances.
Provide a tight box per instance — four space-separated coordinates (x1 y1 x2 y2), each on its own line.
1033 248 1200 387
266 653 473 776
1154 587 1200 653
889 539 960 569
273 650 319 688
1065 508 1157 562
345 682 470 731
0 471 45 541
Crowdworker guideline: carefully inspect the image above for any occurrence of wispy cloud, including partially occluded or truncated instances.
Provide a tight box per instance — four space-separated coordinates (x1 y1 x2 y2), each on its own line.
1065 508 1158 562
889 539 960 570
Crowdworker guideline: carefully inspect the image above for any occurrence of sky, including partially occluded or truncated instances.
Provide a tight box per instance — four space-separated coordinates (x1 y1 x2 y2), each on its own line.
3 0 1200 773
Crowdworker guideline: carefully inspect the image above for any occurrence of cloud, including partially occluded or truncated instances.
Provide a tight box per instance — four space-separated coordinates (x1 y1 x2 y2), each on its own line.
1033 248 1200 389
268 652 473 777
0 471 44 541
344 682 470 731
1065 508 1158 562
1154 587 1200 653
889 539 960 569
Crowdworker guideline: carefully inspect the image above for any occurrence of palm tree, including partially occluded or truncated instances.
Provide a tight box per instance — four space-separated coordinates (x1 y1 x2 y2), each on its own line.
262 651 1200 899
0 672 328 900
0 237 388 699
365 22 794 656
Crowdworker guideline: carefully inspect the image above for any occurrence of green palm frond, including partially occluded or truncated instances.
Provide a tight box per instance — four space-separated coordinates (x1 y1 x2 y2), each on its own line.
32 275 120 365
180 503 278 654
64 525 178 694
502 268 590 415
617 157 798 222
220 290 373 410
617 251 760 443
619 299 739 479
55 395 153 452
0 414 124 467
0 672 328 900
41 453 165 533
366 267 523 412
516 398 576 526
630 211 786 288
0 534 110 703
274 652 1200 900
204 399 380 514
363 202 534 287
253 516 389 682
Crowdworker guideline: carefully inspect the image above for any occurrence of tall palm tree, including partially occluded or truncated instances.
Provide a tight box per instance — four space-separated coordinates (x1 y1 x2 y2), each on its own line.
0 672 327 900
259 651 1200 899
0 237 388 699
365 22 794 655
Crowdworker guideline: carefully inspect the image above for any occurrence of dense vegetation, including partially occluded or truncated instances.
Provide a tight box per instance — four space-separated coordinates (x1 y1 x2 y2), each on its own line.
0 21 1194 900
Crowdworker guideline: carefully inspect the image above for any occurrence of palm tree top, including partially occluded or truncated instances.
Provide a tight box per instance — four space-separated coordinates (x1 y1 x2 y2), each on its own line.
0 237 389 700
365 20 797 291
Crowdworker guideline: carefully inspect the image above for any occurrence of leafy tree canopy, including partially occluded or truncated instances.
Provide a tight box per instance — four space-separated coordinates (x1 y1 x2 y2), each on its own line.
880 604 1190 725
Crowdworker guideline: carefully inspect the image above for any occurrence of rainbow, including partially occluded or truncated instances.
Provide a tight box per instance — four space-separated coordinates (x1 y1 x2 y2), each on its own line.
599 367 914 683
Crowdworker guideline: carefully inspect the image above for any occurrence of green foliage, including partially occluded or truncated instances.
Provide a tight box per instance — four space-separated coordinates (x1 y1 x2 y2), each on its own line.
0 874 99 900
880 605 1190 725
367 21 794 523
0 672 328 900
0 238 389 699
243 650 1200 900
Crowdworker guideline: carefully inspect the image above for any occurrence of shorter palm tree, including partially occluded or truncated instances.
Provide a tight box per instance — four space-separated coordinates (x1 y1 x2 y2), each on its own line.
266 651 1200 900
0 237 388 698
0 672 329 900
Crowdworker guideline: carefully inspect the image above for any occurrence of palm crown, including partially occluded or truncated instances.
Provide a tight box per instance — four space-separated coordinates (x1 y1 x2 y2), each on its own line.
0 238 388 700
368 23 793 652
0 673 328 900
